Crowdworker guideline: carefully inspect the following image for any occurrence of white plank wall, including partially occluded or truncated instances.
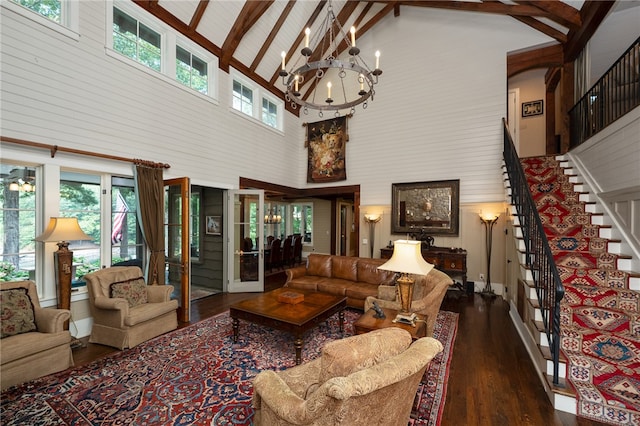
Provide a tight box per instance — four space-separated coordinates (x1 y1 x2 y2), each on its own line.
1 2 549 200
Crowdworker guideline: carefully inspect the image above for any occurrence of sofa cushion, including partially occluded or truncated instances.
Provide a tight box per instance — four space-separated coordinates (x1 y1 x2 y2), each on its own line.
331 256 358 281
318 327 412 384
357 259 396 285
345 282 379 302
1 288 37 338
1 330 70 364
306 254 332 278
110 277 148 308
317 279 351 297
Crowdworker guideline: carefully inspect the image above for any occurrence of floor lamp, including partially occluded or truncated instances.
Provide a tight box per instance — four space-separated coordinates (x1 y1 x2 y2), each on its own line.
35 217 92 319
479 213 499 296
364 214 381 258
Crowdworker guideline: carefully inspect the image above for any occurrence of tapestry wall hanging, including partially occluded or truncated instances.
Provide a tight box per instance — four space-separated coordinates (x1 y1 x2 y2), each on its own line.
306 116 348 183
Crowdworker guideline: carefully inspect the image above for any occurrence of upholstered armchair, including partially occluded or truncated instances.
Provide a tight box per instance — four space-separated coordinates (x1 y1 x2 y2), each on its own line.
84 266 178 350
364 268 452 336
1 280 74 390
252 327 443 426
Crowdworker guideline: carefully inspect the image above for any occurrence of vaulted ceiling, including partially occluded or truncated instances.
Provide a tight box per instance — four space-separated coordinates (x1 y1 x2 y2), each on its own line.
132 1 616 114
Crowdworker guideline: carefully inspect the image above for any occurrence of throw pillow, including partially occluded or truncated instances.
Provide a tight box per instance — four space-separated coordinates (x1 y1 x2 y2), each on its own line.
318 327 411 384
110 277 148 308
1 287 37 338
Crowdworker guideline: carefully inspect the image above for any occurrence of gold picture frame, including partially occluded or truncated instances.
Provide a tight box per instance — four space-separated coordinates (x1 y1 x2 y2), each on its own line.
391 180 460 235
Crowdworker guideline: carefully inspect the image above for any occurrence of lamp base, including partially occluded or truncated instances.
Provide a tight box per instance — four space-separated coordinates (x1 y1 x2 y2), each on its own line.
393 312 418 326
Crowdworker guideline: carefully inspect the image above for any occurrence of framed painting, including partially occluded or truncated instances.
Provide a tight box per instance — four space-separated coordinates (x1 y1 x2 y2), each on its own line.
522 100 543 117
306 116 347 183
206 215 221 235
391 180 460 235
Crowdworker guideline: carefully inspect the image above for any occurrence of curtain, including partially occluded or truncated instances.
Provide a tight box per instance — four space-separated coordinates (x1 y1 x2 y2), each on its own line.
134 164 165 285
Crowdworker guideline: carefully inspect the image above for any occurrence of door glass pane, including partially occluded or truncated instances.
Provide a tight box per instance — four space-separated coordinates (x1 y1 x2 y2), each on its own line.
234 193 259 282
165 184 183 305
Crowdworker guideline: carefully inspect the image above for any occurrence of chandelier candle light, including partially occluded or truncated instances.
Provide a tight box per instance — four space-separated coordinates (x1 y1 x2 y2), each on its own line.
279 0 382 116
378 240 434 326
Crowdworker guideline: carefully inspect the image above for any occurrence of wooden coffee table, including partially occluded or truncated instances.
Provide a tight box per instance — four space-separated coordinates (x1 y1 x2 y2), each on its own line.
230 288 346 364
354 307 427 340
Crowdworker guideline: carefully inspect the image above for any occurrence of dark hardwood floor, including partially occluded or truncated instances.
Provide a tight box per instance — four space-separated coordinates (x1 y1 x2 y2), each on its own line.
72 273 605 425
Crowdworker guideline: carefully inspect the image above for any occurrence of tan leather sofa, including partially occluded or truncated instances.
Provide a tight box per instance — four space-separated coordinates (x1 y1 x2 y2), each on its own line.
252 327 444 425
84 266 178 350
1 280 74 390
284 254 397 309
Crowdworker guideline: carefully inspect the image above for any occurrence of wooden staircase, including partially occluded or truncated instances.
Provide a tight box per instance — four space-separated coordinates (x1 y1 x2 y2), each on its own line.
503 154 640 418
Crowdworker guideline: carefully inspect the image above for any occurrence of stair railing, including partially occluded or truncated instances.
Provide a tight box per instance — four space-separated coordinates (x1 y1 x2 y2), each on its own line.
502 119 565 385
570 37 640 148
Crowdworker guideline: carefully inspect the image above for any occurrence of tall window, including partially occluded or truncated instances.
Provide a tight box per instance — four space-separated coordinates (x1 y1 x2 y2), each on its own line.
233 80 254 116
292 203 313 244
113 7 161 72
11 0 61 23
111 177 143 267
0 164 37 281
59 172 101 283
262 98 278 128
177 46 208 94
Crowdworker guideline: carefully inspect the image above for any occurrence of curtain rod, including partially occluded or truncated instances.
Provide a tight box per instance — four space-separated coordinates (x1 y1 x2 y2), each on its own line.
1 136 171 169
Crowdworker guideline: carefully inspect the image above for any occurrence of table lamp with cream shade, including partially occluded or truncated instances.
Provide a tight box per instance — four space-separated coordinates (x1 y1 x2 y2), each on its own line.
35 217 92 314
378 239 434 326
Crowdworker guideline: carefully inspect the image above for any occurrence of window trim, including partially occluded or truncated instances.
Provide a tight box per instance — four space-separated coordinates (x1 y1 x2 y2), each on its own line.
230 68 284 132
3 0 79 41
106 1 219 103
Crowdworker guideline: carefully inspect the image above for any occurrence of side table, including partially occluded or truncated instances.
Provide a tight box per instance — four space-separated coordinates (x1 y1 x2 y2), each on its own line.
354 307 427 340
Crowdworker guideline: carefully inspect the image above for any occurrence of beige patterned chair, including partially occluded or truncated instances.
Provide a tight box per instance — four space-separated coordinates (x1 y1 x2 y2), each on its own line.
84 266 178 350
364 268 452 336
252 327 443 425
1 280 74 390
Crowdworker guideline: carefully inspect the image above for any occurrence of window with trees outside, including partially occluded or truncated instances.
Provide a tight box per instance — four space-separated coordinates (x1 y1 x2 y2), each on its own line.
0 164 37 282
233 80 254 117
59 172 102 284
113 6 161 72
177 45 208 95
292 203 313 244
111 177 143 268
262 97 278 128
11 0 61 23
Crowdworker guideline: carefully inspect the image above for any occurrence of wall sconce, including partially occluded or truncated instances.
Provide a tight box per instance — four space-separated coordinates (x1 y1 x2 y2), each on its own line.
479 212 499 296
364 214 381 258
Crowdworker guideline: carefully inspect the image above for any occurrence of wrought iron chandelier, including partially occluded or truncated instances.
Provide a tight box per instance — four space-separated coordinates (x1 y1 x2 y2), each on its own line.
279 1 382 116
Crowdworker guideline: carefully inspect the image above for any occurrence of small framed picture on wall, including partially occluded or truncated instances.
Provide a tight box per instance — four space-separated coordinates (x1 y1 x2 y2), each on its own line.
522 100 544 117
206 216 221 235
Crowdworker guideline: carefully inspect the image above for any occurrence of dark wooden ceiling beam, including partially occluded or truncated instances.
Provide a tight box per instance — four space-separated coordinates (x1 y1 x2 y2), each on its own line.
514 0 581 30
368 0 558 19
507 43 563 78
132 0 221 57
564 0 615 62
220 1 275 72
189 0 209 32
510 15 567 43
251 0 296 72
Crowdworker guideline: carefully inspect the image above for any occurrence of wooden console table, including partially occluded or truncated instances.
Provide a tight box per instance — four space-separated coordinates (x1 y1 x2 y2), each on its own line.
381 245 467 289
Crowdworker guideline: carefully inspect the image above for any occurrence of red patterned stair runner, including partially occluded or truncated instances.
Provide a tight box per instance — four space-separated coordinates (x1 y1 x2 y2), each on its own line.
521 156 640 425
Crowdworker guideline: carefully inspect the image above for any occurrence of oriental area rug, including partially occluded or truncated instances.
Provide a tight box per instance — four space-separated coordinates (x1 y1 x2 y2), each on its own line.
522 156 640 425
1 309 458 425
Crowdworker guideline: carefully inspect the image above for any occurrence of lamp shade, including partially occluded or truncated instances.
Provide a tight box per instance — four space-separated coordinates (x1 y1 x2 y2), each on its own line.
378 240 434 276
35 217 92 242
